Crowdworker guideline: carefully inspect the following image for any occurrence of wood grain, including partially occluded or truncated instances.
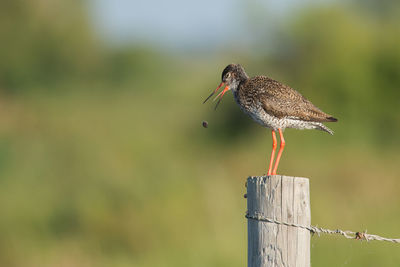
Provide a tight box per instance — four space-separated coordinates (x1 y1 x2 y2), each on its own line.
247 175 311 267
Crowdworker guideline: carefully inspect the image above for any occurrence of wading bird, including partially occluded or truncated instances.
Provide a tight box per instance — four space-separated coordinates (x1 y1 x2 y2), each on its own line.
204 64 337 175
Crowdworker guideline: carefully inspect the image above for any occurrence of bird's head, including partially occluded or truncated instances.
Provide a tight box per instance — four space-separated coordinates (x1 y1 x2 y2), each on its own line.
203 63 248 109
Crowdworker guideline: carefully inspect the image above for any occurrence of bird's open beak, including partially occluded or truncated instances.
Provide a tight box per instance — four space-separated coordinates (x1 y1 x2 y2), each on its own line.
203 82 224 104
212 85 230 110
203 82 230 110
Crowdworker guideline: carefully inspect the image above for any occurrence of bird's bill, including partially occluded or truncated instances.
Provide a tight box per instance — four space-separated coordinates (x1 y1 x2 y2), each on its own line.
213 85 230 110
203 82 224 104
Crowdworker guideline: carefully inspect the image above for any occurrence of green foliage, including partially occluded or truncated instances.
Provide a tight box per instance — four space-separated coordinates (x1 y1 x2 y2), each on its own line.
0 0 102 92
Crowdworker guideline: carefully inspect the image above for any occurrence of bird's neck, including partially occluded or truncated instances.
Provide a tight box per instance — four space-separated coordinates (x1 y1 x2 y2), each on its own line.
232 80 245 104
229 80 240 92
230 74 248 92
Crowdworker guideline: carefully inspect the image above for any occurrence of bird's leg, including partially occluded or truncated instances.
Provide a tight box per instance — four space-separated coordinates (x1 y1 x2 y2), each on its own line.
272 129 285 175
267 130 277 175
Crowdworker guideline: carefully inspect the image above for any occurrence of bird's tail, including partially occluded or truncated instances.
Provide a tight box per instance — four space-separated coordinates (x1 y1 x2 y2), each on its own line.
326 116 338 122
315 123 334 135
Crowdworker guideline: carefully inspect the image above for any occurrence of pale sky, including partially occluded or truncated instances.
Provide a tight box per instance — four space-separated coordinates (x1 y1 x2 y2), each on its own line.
88 0 313 49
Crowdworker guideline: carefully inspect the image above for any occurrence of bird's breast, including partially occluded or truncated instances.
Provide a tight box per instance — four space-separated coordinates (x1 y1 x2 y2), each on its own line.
233 92 291 130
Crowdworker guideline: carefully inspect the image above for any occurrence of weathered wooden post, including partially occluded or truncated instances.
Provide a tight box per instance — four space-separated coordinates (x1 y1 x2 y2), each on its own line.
246 175 311 267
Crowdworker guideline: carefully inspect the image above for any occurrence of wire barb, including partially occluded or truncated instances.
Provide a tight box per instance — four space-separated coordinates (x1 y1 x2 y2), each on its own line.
245 211 400 243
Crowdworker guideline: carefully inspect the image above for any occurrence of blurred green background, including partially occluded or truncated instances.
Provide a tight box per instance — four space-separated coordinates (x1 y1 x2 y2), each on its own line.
0 0 399 266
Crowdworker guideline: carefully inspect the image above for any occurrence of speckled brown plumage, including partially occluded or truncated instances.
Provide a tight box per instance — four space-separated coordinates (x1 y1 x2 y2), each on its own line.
241 76 336 122
203 63 338 175
218 63 338 134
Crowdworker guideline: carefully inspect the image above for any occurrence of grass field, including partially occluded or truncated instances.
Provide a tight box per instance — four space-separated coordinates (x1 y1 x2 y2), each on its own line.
0 66 399 266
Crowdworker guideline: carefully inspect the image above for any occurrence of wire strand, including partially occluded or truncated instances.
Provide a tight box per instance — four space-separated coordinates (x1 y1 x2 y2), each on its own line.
246 211 400 243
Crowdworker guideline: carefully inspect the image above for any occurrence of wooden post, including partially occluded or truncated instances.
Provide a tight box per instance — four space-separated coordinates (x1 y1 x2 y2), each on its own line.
247 175 311 267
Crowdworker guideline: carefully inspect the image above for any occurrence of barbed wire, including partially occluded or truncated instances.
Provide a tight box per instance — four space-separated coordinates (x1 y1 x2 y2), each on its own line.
246 211 400 243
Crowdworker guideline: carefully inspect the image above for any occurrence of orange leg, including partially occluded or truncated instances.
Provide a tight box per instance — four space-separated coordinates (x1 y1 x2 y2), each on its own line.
272 129 285 175
267 130 277 175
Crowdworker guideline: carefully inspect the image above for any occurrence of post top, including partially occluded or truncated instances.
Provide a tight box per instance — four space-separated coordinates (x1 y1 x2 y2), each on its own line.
247 175 309 184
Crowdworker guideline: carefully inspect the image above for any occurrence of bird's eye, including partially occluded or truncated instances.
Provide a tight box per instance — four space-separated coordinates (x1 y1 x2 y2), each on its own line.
226 73 231 79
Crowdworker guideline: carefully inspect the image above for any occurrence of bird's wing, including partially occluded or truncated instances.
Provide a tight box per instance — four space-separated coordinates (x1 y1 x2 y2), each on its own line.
249 77 334 122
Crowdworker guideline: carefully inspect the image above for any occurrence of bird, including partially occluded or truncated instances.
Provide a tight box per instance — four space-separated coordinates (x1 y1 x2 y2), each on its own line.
203 64 337 175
